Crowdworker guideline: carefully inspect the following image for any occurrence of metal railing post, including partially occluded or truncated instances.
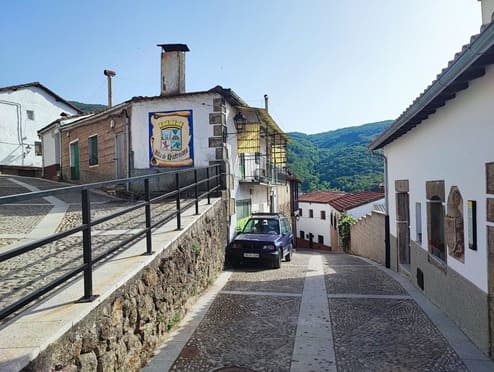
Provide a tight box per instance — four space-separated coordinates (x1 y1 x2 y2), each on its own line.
144 178 153 255
206 167 211 205
194 169 199 215
176 172 181 230
81 189 95 301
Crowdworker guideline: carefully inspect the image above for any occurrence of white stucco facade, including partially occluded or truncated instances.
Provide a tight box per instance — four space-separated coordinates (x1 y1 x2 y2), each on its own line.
298 202 331 246
385 64 494 293
0 85 79 167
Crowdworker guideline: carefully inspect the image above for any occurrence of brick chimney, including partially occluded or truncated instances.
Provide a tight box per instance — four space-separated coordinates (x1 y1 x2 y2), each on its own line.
479 0 494 25
157 44 190 96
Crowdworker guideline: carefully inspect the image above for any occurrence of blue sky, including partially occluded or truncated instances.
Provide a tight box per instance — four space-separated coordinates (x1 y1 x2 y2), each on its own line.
0 0 482 133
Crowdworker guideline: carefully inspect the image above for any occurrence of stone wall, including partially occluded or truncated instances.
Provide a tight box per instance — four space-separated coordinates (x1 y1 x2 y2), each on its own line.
350 211 385 265
24 199 227 372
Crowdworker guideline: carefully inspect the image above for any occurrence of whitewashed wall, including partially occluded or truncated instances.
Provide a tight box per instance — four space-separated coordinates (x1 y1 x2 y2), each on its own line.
348 199 384 219
298 202 333 246
131 93 218 169
0 86 78 167
385 64 494 293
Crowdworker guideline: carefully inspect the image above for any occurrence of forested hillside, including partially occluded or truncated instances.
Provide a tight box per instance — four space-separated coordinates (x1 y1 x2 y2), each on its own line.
69 101 107 113
287 120 392 192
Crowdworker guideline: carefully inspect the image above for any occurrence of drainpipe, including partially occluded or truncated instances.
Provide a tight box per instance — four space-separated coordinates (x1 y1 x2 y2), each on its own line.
121 108 131 191
372 151 391 268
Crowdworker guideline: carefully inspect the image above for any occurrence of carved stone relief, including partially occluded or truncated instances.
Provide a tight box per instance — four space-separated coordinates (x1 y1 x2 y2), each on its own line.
445 186 464 262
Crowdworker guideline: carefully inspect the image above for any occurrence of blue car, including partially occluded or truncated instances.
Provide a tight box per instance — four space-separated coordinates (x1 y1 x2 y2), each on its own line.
226 213 294 269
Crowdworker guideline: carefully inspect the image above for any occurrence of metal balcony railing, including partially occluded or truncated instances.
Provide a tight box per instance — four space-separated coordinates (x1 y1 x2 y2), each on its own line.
238 154 287 185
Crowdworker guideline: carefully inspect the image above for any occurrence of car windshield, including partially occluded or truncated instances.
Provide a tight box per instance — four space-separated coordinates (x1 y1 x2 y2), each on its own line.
242 218 280 234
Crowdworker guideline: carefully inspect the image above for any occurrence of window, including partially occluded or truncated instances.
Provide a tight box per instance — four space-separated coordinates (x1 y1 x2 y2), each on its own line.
281 219 291 235
88 135 98 166
309 209 314 218
318 235 324 244
321 211 326 220
468 200 477 251
428 196 445 261
415 202 422 243
300 230 305 239
26 110 35 120
299 208 303 217
34 141 42 156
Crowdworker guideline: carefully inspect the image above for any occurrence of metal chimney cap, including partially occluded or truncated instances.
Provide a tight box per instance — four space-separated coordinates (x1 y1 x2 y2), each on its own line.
104 69 116 77
157 43 190 52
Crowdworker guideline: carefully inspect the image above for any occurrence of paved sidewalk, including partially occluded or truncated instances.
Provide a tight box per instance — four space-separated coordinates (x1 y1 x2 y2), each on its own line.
143 250 494 372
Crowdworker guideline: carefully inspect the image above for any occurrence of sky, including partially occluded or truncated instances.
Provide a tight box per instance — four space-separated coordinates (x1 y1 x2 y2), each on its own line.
0 0 483 134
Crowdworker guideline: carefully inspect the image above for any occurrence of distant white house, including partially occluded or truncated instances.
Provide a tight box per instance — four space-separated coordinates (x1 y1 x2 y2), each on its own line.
297 191 384 250
0 82 81 172
369 0 494 356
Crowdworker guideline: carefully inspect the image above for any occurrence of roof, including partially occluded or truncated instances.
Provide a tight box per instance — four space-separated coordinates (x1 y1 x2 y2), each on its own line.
299 191 384 212
157 44 190 52
329 192 384 212
298 191 346 203
237 106 289 141
369 22 494 150
58 85 270 132
38 113 96 134
0 82 83 114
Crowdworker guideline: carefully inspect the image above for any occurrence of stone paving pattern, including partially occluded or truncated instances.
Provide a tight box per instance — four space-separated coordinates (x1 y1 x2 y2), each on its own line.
329 298 467 371
151 251 473 372
171 294 300 371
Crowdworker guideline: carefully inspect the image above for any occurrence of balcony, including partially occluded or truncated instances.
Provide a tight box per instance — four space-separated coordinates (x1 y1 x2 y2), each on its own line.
239 153 287 185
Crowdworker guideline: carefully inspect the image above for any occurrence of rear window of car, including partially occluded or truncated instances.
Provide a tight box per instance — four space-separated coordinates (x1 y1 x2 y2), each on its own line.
243 218 280 234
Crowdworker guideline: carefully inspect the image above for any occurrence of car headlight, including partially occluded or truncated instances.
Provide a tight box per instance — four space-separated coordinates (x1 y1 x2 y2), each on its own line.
262 244 275 251
231 242 242 249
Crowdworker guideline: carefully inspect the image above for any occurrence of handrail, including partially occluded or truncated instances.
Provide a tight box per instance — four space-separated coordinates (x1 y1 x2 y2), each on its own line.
0 164 222 321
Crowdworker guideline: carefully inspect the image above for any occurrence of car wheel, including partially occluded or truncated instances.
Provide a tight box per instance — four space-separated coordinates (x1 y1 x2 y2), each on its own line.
272 252 281 269
230 259 240 269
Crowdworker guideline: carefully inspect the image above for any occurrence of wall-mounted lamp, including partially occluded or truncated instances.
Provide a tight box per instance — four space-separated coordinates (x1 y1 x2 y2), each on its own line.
233 111 247 132
110 119 115 129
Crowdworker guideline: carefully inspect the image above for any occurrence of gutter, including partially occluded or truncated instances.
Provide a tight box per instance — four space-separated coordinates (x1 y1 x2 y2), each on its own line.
370 21 494 150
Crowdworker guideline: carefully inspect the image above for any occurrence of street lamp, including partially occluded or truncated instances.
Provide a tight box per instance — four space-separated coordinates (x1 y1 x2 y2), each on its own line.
233 111 247 132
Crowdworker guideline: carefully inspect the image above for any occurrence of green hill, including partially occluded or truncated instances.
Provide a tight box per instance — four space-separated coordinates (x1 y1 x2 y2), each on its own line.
287 120 392 192
69 101 107 113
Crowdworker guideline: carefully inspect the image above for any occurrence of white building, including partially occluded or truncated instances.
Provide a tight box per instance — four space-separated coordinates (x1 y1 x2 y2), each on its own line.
297 191 384 250
40 44 295 240
369 0 494 356
0 82 81 172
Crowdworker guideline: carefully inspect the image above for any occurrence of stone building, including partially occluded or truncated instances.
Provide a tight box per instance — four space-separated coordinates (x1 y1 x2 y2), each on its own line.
39 44 294 240
0 82 81 174
369 0 494 357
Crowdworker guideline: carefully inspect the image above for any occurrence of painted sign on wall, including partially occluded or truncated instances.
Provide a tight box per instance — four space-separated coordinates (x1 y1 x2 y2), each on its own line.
149 110 194 167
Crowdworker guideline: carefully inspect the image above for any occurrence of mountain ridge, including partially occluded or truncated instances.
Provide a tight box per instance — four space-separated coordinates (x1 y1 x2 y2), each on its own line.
287 120 392 193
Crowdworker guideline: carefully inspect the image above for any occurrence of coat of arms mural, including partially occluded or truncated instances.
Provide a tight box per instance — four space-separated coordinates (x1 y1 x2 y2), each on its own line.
149 110 193 167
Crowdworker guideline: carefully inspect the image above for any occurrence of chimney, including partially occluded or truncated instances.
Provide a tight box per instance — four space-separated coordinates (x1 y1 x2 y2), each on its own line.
157 44 190 96
264 94 269 112
479 0 494 25
103 69 116 107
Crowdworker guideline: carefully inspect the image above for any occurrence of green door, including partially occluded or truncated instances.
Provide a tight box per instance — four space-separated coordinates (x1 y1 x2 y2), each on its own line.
70 142 80 180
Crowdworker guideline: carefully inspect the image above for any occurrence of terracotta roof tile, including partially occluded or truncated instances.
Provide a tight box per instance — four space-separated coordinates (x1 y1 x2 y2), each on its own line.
298 191 346 203
329 192 384 212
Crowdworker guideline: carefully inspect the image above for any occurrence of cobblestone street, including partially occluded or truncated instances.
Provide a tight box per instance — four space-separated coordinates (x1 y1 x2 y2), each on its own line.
144 250 493 372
